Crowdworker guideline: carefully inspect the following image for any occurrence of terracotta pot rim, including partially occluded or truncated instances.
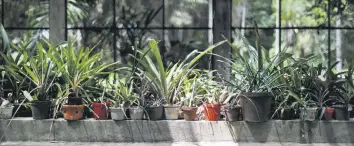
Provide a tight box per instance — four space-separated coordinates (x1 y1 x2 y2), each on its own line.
204 103 221 108
63 104 85 108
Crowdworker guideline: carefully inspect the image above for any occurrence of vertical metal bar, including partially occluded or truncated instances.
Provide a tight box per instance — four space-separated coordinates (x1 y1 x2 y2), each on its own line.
162 0 165 47
1 0 4 25
64 0 68 41
113 0 117 62
327 0 331 69
278 0 281 53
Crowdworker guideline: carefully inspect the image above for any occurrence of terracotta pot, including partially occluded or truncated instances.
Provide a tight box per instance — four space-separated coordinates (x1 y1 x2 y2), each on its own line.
203 103 221 121
92 102 111 120
62 104 85 120
182 107 198 121
324 107 334 120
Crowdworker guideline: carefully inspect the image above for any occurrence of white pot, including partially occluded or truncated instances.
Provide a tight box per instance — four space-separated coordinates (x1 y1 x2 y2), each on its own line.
128 106 144 120
300 107 317 121
110 107 126 120
164 105 180 120
0 106 14 119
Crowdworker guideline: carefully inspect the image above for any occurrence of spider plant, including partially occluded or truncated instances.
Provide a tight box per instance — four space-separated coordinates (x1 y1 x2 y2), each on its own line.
131 39 225 106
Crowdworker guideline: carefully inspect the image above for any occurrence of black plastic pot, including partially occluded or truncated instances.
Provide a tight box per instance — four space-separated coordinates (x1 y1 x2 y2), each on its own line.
146 106 164 120
333 105 349 120
223 105 241 121
240 92 272 122
279 108 294 120
31 100 51 120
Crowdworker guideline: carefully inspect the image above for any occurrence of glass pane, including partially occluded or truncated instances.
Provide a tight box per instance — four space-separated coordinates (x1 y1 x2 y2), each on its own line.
281 0 328 27
67 0 113 28
331 1 354 27
232 0 275 27
165 0 209 27
282 29 328 63
116 29 162 63
4 0 49 27
331 29 354 69
8 30 49 44
68 29 114 62
116 0 163 28
164 29 209 68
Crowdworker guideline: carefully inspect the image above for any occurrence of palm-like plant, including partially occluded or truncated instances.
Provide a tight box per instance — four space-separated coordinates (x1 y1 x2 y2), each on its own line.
47 40 118 101
132 40 225 106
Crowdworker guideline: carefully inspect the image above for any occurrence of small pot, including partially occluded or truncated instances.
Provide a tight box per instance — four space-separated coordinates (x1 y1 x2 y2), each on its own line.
181 107 198 121
203 103 221 121
164 105 180 120
31 100 51 120
324 107 335 120
110 107 126 120
146 106 164 120
62 104 85 120
279 108 294 120
223 105 241 121
92 102 111 120
129 106 144 120
300 107 317 121
0 106 14 119
333 105 349 120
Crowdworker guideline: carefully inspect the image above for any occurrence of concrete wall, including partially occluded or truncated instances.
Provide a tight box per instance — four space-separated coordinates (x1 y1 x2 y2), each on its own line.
0 118 353 143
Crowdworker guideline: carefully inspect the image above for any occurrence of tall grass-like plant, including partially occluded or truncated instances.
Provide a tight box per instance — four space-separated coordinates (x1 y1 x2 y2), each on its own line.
132 40 225 106
47 40 118 100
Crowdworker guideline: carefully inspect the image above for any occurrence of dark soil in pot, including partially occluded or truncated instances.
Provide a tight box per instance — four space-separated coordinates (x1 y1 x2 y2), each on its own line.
146 106 164 120
31 100 51 120
333 105 349 120
240 92 272 122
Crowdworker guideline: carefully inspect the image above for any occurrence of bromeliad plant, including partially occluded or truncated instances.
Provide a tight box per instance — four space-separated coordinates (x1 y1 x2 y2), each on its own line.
132 40 225 106
47 39 118 120
222 21 293 122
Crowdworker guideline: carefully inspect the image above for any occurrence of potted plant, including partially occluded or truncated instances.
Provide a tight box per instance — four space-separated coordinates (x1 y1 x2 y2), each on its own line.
15 42 58 119
0 71 13 119
224 22 292 122
132 40 225 120
201 79 228 121
47 40 118 120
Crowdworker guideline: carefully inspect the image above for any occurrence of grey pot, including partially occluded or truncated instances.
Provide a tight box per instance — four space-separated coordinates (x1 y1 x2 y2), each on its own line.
164 105 180 120
0 106 14 119
110 107 126 120
128 106 144 120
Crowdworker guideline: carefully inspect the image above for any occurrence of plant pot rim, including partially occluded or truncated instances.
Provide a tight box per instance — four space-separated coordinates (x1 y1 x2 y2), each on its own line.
146 106 164 108
110 107 124 109
164 105 180 108
332 104 347 108
63 104 85 107
31 100 51 103
241 92 273 97
204 103 221 108
0 106 14 108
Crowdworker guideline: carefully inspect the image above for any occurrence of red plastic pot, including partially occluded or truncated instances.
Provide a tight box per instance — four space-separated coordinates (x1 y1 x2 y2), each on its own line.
92 102 111 120
203 103 221 121
325 107 335 120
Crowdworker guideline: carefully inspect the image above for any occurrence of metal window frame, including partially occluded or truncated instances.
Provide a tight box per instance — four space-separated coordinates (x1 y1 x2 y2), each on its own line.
0 0 346 68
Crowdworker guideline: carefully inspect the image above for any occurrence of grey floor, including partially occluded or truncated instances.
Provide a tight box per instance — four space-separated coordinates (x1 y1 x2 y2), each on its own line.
1 142 354 146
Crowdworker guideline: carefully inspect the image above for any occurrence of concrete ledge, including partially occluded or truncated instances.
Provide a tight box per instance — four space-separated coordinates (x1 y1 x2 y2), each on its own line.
0 118 354 143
